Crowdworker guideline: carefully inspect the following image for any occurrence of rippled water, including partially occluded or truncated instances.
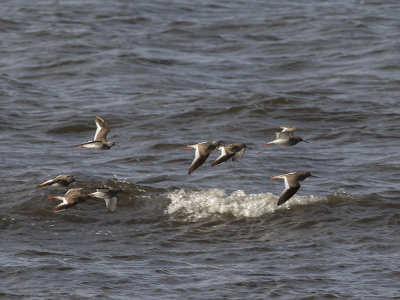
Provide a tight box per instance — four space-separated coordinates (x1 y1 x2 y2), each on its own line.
1 0 400 298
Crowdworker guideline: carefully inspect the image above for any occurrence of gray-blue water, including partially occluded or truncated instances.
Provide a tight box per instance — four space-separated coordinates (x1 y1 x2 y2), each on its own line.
1 0 400 298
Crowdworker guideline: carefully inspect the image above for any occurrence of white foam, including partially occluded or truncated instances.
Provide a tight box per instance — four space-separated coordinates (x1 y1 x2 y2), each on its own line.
166 188 326 221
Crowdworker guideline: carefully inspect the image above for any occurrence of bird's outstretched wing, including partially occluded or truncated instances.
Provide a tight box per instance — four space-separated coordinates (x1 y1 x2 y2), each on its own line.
94 116 110 141
277 185 300 206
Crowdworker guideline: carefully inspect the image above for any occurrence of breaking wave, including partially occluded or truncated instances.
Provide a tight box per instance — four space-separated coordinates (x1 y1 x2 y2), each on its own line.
166 188 326 221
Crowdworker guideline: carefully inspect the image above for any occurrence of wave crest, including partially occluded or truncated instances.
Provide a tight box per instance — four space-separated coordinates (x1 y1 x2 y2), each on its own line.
166 188 325 221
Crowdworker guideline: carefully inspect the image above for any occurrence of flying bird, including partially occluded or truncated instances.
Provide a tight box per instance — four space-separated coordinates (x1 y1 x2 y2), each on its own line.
211 143 248 166
78 116 116 150
270 171 317 206
88 187 123 212
47 188 89 212
264 126 308 146
184 141 222 174
37 174 75 188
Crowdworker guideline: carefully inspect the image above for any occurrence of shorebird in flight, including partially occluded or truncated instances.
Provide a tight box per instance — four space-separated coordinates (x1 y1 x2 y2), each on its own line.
270 171 317 206
264 126 308 146
211 143 249 166
88 187 124 212
37 174 75 188
78 116 116 150
184 141 222 174
48 188 89 212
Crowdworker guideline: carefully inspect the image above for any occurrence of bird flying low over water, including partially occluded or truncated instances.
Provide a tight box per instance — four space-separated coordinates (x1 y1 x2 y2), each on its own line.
48 188 89 212
78 116 116 150
37 174 75 188
184 141 222 174
88 187 124 212
264 126 308 146
270 171 317 206
211 143 249 166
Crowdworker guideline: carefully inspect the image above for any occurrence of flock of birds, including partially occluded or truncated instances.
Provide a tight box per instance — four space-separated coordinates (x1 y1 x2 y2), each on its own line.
37 116 316 213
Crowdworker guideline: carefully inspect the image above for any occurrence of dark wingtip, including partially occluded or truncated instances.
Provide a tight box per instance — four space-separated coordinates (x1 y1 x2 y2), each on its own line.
52 207 66 212
276 199 287 206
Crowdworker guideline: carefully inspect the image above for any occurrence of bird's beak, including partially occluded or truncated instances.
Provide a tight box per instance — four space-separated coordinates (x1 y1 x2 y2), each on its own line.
269 177 278 180
302 140 310 143
184 147 193 150
310 174 318 178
